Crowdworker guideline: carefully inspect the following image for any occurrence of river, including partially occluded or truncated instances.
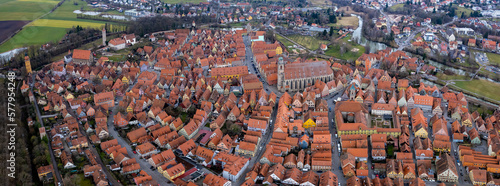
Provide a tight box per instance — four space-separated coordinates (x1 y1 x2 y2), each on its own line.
351 14 388 53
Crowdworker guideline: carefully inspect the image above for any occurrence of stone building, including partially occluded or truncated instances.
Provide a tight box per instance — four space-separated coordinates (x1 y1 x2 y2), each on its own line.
277 57 334 92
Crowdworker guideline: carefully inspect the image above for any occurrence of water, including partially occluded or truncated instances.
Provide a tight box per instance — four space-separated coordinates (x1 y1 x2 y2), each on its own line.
427 60 467 75
73 10 101 16
351 14 388 53
0 48 26 63
102 15 128 20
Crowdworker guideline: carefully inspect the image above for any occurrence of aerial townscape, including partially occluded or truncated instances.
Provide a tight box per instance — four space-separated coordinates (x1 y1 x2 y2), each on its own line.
2 0 500 186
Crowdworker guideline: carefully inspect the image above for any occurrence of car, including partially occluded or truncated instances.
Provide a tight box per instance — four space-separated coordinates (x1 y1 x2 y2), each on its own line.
133 151 137 154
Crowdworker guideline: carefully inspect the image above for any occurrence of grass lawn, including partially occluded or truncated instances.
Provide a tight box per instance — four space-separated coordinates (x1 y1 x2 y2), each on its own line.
455 6 473 18
324 35 364 61
107 54 126 62
0 0 113 52
229 22 246 27
287 35 329 51
436 74 468 81
276 35 294 49
74 174 93 186
162 0 205 4
328 16 359 29
454 80 500 102
390 4 404 11
0 0 60 21
485 52 500 66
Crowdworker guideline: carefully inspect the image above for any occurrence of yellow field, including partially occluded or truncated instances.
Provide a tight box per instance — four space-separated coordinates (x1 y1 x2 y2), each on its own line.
29 19 105 28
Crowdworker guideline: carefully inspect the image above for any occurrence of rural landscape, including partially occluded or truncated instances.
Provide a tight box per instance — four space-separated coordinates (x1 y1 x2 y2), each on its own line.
1 0 500 186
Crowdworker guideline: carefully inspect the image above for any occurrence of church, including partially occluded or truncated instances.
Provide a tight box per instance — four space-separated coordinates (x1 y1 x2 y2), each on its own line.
277 57 334 92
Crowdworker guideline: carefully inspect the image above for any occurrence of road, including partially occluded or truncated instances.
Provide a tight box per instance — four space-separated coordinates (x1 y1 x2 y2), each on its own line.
30 74 63 184
233 33 283 185
326 92 345 184
63 101 121 186
104 73 173 185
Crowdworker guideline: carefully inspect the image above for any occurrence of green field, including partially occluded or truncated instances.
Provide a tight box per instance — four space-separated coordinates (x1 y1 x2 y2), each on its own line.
0 0 60 21
436 74 468 81
328 16 359 29
276 35 293 48
287 35 329 51
162 0 205 4
486 52 500 66
324 36 364 61
454 80 500 102
455 6 473 18
0 0 112 52
390 4 404 11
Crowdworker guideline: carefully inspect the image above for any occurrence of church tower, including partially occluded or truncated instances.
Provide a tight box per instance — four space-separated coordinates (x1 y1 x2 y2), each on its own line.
102 28 106 46
277 57 284 92
24 54 32 74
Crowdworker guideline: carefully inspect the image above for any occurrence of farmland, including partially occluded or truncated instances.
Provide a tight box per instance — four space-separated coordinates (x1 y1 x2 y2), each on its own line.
0 0 60 21
0 0 115 53
0 20 29 43
287 35 329 51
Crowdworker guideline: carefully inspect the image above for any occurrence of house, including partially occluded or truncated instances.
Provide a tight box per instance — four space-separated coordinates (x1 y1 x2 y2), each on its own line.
136 142 159 158
72 49 93 65
470 169 487 186
109 38 126 50
202 173 230 186
436 153 458 182
61 151 76 169
94 91 114 107
247 118 267 134
319 171 338 186
163 163 185 181
37 165 53 181
237 141 257 157
320 44 328 51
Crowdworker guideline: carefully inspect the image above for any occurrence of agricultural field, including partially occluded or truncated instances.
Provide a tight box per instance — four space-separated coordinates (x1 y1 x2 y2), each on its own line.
0 0 113 53
454 80 500 102
0 0 60 21
485 52 500 66
0 20 29 43
287 35 329 51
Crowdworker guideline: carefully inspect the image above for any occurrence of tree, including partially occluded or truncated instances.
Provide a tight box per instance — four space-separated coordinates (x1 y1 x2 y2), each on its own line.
322 30 327 37
329 26 334 36
364 45 371 54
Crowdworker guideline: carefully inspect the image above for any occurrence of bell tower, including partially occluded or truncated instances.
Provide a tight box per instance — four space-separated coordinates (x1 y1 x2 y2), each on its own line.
277 57 284 92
